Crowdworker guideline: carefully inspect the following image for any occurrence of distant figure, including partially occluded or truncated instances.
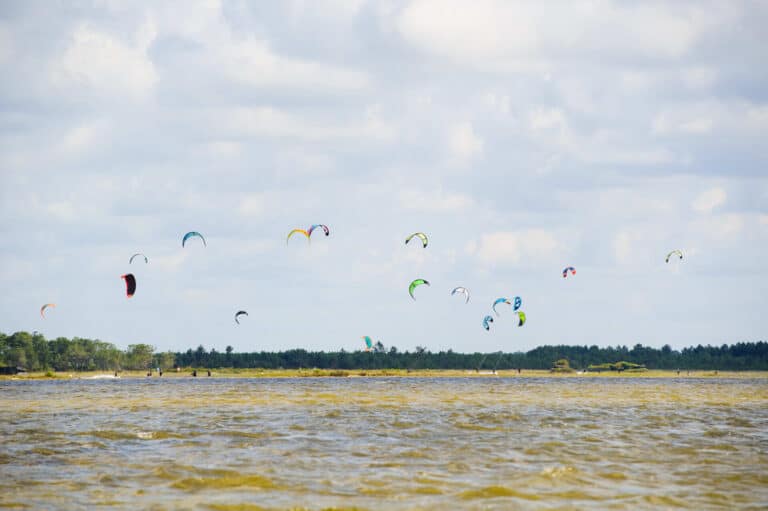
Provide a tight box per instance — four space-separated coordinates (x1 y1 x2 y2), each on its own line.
159 369 163 377
207 370 211 377
146 371 151 377
677 369 680 375
114 370 118 377
192 370 197 377
176 366 180 372
517 368 521 374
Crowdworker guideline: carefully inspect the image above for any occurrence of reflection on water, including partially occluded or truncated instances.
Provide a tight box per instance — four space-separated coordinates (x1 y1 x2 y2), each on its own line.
1 377 767 510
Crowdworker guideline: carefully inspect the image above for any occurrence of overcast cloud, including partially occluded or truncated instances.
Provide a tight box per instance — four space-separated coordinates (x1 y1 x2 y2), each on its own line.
1 0 766 353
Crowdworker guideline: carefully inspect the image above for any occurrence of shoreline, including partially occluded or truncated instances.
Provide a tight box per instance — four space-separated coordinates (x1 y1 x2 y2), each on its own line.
3 369 768 380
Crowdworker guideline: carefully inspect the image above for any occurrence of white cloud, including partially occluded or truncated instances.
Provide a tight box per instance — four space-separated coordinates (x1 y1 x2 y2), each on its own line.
653 113 713 135
395 1 719 71
217 106 393 142
238 194 266 217
47 202 77 222
447 122 484 162
398 189 474 213
692 187 727 213
680 66 717 90
397 0 540 71
708 214 744 239
214 37 369 93
529 107 568 133
482 92 511 115
58 120 110 155
613 230 634 265
289 0 365 19
475 230 558 266
51 22 157 98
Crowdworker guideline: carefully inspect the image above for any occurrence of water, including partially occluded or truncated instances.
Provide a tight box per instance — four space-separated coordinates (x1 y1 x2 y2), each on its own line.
1 377 767 510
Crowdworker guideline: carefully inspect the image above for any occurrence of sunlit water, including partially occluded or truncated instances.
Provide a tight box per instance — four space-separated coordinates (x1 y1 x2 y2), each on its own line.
1 377 767 510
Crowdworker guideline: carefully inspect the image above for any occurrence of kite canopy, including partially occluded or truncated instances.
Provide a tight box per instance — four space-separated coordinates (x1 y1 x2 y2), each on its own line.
408 278 430 299
405 232 428 248
516 311 526 327
121 274 136 298
182 231 206 248
562 266 576 278
235 310 248 324
363 336 373 351
512 296 522 311
665 250 683 263
482 315 494 331
492 298 512 316
451 286 470 303
129 253 148 264
40 303 56 318
287 229 310 244
308 224 330 237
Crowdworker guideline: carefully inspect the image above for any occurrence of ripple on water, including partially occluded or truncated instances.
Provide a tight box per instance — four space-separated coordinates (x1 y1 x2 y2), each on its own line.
1 377 766 510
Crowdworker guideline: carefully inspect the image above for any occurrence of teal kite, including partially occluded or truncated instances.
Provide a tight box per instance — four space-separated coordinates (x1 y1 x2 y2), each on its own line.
182 231 206 248
492 298 511 316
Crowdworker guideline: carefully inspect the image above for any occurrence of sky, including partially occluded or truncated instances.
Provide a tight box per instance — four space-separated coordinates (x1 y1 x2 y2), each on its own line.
1 0 767 354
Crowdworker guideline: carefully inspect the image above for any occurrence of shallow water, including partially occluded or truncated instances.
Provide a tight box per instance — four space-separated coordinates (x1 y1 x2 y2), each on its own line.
1 377 767 510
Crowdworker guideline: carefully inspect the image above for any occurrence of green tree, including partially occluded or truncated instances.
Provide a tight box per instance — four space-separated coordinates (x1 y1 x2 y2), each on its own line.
126 344 154 370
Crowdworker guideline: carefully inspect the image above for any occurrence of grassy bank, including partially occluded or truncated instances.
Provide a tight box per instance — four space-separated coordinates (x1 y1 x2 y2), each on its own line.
3 368 768 380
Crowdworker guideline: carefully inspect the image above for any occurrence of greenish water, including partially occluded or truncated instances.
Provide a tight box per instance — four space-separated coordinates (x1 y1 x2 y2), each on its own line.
1 377 766 510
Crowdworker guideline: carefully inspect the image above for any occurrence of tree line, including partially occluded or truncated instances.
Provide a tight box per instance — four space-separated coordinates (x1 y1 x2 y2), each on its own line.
1 331 766 372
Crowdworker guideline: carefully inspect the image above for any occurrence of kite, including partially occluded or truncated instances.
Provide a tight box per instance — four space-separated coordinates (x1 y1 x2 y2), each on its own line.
562 266 576 278
182 231 206 248
40 303 56 318
287 229 310 244
129 253 148 264
405 232 428 248
235 310 248 324
483 315 494 331
515 311 526 327
363 336 373 352
492 298 511 316
308 224 330 237
665 250 683 263
121 274 136 298
512 296 522 311
408 279 430 300
451 286 470 303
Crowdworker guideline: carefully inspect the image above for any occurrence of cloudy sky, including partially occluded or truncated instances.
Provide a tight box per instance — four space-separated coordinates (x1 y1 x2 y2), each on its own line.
1 0 766 353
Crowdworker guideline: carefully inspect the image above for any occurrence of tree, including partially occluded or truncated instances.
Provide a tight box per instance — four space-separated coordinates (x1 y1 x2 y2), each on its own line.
155 351 176 370
126 344 154 370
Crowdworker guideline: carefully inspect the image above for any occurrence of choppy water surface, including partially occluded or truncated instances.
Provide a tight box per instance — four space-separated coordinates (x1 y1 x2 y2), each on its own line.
1 377 767 510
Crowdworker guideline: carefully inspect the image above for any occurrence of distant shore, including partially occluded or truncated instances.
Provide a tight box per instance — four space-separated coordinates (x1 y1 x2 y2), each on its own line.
3 369 768 380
